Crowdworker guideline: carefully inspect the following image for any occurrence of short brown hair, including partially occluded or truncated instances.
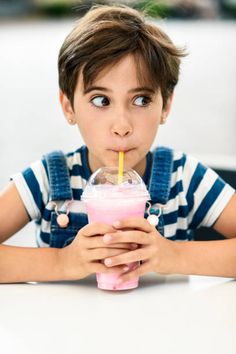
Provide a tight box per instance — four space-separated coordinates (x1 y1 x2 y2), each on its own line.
58 4 186 108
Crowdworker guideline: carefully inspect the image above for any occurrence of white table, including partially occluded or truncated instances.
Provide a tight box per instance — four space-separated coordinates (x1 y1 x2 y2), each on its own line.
0 274 235 354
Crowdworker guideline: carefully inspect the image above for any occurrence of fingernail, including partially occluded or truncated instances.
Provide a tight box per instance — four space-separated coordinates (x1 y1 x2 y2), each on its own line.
113 221 121 228
123 266 129 272
105 258 112 266
103 234 112 243
131 243 138 249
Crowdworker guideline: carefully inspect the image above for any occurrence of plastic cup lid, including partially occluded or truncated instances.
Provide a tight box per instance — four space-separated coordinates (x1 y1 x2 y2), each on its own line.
81 167 150 200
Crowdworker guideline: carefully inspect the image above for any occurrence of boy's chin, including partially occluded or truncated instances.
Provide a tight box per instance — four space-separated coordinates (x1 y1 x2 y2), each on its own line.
104 149 136 168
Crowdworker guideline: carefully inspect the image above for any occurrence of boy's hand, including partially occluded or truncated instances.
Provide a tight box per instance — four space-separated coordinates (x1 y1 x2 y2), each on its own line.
58 222 138 281
102 217 179 284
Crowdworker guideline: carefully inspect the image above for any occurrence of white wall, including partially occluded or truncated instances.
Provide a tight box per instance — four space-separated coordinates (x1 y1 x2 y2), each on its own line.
0 19 236 190
157 20 236 164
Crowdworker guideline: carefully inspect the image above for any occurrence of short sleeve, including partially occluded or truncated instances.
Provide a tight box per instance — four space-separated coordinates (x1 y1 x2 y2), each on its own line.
182 154 235 229
10 159 49 221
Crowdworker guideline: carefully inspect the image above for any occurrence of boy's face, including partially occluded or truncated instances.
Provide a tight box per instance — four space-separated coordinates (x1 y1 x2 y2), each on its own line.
60 54 173 177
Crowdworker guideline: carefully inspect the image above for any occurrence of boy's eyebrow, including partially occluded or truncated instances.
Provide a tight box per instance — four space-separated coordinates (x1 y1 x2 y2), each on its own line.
83 86 155 95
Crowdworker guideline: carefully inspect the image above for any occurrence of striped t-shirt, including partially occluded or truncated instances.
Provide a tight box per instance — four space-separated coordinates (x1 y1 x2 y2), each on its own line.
11 145 235 247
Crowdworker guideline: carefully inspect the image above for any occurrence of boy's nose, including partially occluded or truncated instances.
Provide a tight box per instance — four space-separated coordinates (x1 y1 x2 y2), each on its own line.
111 114 133 137
112 127 132 137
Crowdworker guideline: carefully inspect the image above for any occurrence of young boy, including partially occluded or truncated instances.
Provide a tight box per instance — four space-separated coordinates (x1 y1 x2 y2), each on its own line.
0 5 235 284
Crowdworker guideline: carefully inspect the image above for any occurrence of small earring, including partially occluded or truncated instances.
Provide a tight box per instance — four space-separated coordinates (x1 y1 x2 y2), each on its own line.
161 117 167 124
68 119 73 124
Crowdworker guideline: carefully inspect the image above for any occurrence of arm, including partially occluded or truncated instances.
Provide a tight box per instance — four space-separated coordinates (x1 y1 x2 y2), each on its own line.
175 238 236 278
0 182 30 243
176 193 236 278
0 182 63 283
0 244 63 283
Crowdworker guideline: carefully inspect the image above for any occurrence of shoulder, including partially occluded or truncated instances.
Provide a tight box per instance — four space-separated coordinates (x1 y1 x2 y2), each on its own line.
169 148 235 227
65 146 86 170
12 158 49 197
161 146 230 200
42 146 89 194
42 146 87 172
10 158 50 220
169 149 211 190
64 146 90 184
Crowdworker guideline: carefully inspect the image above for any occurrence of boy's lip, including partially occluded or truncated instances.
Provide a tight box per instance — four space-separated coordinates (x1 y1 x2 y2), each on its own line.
110 148 135 153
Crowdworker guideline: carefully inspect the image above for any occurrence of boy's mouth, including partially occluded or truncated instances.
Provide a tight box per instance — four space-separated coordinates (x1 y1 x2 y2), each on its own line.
109 148 135 153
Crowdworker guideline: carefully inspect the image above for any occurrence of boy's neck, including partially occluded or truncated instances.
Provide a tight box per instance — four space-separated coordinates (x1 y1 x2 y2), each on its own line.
133 156 146 178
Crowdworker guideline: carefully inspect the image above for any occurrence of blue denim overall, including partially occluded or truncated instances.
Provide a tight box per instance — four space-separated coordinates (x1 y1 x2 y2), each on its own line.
44 147 173 249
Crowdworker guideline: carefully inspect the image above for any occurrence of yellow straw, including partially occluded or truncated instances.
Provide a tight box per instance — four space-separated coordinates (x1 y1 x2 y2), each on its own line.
118 151 124 184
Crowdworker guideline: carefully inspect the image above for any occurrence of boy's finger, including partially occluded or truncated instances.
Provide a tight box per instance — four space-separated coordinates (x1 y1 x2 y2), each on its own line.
103 230 150 246
82 222 116 237
90 262 129 274
117 261 150 284
112 217 153 233
107 243 138 250
103 248 147 267
86 236 138 250
88 247 130 261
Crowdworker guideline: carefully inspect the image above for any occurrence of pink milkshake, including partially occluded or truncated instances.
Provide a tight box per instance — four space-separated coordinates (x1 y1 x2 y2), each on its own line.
81 167 150 290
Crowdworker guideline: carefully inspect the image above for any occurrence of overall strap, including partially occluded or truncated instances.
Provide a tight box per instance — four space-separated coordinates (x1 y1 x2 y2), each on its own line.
44 150 73 201
148 146 173 205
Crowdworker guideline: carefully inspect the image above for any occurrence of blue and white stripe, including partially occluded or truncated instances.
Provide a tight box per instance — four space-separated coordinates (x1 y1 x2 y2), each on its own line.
11 146 235 246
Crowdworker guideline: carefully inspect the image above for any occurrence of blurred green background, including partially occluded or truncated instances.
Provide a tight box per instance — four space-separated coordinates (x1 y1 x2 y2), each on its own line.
0 0 236 19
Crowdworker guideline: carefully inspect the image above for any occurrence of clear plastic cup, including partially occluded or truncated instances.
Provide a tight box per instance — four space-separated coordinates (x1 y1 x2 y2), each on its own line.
81 167 150 290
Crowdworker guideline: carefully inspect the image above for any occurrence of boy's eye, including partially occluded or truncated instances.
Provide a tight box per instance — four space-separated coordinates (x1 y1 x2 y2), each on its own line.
91 96 109 107
134 96 151 106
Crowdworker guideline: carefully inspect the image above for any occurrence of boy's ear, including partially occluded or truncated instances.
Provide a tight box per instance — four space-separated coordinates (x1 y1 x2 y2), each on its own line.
59 90 76 125
161 93 174 124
